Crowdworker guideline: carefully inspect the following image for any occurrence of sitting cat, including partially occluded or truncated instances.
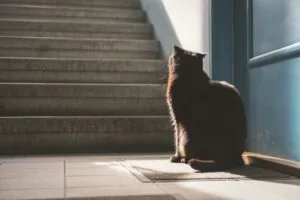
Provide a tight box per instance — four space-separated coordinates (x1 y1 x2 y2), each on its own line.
166 45 247 172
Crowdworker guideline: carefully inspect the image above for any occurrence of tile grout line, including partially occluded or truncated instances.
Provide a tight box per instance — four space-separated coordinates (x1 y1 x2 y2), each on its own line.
63 160 66 198
155 183 188 200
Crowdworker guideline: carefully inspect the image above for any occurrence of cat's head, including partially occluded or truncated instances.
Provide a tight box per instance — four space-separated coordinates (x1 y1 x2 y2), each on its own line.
169 45 207 75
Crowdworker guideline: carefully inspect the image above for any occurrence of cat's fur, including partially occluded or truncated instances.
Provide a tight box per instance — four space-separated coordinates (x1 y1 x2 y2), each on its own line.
166 45 247 172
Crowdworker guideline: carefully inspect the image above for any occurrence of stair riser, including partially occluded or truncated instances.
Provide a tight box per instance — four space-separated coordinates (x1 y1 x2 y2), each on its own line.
0 132 173 154
0 58 167 83
0 37 160 59
0 49 158 59
0 31 151 40
0 117 173 154
0 17 144 24
0 71 166 83
1 98 168 116
0 117 172 134
0 37 159 51
0 20 152 34
0 58 166 72
0 0 141 9
0 84 166 98
0 5 145 22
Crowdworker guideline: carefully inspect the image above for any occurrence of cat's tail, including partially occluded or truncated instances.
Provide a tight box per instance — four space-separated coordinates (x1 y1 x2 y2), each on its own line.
188 156 245 172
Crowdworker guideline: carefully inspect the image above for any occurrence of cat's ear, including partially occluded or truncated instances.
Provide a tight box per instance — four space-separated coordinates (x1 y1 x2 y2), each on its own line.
198 53 207 58
172 44 184 55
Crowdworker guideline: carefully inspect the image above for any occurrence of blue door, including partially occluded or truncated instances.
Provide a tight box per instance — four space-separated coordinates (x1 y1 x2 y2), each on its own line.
234 0 300 162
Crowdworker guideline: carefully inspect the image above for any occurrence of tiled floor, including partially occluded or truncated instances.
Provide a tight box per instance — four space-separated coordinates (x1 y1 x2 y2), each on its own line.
0 154 299 200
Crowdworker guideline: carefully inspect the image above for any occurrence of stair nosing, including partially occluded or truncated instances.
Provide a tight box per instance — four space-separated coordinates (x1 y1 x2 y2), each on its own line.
0 18 149 26
0 82 166 86
0 3 145 13
0 35 157 42
0 116 170 119
0 0 142 9
0 56 166 62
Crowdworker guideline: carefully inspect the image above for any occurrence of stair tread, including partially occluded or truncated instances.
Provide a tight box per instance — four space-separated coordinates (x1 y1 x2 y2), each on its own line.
0 18 148 25
0 18 152 39
0 82 165 86
0 0 141 9
0 35 156 42
0 57 166 71
0 116 169 118
0 3 144 12
0 57 165 61
0 57 167 84
0 36 160 59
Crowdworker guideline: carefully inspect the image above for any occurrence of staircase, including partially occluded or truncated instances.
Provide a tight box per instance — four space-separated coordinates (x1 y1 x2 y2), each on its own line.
0 0 172 154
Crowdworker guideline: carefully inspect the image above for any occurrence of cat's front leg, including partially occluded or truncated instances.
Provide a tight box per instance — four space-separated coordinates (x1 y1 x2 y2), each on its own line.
167 94 185 163
170 124 181 162
171 124 188 163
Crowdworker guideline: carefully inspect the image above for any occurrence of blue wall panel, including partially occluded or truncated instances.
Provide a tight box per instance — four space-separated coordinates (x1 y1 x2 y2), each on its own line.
248 57 300 161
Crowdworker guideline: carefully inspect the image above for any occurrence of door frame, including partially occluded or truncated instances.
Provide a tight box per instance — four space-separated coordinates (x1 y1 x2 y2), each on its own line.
211 0 249 101
211 0 234 84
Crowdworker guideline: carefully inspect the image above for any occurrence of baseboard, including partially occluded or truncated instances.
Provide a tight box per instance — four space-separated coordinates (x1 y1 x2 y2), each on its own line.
243 152 300 178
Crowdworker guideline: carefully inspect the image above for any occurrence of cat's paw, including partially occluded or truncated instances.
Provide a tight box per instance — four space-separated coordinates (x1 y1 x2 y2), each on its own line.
180 158 187 163
181 157 190 164
170 155 182 163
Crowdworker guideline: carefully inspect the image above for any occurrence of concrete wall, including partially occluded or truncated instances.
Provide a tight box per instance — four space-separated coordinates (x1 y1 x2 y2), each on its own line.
140 0 211 75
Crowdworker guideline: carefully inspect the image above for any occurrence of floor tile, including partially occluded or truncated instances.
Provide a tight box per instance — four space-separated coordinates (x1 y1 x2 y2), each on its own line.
0 157 14 163
157 182 226 200
3 156 66 162
65 161 119 169
158 179 300 200
66 164 131 176
239 179 300 200
0 189 64 200
0 161 63 170
66 184 166 198
0 168 63 179
66 175 140 188
0 176 64 190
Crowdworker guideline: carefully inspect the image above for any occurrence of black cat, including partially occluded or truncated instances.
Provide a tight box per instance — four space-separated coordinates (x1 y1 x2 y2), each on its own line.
166 45 247 172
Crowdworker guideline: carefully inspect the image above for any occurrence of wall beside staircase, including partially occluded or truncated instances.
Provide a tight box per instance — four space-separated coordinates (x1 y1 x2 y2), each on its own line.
140 0 211 75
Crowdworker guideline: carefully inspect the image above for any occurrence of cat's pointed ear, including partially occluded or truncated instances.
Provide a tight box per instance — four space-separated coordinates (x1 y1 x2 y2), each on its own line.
199 53 207 58
172 44 184 55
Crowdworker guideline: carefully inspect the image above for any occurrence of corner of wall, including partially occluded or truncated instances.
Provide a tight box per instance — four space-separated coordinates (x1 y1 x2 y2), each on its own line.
140 0 181 59
140 0 212 77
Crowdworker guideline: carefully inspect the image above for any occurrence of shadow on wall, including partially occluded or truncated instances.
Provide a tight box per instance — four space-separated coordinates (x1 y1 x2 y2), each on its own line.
140 0 181 59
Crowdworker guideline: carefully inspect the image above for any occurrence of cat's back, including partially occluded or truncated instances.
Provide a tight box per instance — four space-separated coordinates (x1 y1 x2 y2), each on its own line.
208 80 241 102
196 80 244 121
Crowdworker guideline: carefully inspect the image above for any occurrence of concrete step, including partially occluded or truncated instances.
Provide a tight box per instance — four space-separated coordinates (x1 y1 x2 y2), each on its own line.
0 4 145 23
0 36 160 59
0 0 141 9
0 19 152 39
0 57 167 83
0 116 173 154
0 83 168 116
